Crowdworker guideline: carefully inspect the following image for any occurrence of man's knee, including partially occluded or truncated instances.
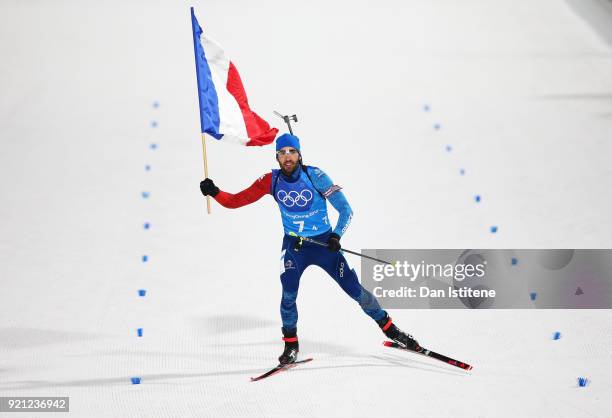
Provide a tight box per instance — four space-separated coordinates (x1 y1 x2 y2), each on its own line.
281 289 298 305
338 266 362 300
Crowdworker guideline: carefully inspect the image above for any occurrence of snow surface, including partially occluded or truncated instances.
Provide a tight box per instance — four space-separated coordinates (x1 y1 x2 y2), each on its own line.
1 0 612 416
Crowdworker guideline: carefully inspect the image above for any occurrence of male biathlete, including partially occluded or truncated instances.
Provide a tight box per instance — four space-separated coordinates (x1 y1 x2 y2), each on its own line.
199 133 419 364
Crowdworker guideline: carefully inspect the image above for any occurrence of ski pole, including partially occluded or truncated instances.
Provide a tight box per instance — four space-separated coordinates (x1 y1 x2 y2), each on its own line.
288 232 393 265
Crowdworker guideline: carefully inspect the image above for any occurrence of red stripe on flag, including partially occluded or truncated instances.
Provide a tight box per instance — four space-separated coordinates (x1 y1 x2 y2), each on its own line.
226 62 278 146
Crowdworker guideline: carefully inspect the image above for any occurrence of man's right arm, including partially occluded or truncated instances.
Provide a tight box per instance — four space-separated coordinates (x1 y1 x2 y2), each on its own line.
200 173 272 209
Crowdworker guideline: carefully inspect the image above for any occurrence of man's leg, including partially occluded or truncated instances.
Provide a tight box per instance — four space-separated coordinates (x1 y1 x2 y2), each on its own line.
278 237 307 363
279 244 306 331
315 248 420 350
314 249 386 322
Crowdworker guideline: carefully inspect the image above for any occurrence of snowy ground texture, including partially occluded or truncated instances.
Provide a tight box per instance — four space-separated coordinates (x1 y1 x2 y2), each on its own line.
1 0 612 417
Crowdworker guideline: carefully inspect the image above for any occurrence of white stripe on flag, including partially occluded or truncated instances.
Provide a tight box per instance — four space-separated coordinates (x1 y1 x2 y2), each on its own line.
201 36 249 145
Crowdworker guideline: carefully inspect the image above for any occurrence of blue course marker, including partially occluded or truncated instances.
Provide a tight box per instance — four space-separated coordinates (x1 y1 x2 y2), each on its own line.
138 289 147 297
423 104 430 112
145 164 151 171
530 292 537 301
460 169 465 176
142 255 148 263
149 143 157 150
446 145 452 152
153 101 160 108
575 286 584 295
577 377 589 387
131 377 141 385
511 257 518 265
137 328 143 337
434 123 441 130
553 331 561 340
151 121 158 128
141 191 150 199
475 195 481 203
490 226 498 233
144 222 150 230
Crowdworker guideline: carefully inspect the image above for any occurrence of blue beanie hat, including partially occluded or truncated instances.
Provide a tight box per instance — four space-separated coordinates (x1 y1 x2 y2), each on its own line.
275 133 300 152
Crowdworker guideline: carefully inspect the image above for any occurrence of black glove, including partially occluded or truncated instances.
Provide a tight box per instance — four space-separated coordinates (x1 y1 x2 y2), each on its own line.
200 178 220 197
327 233 341 252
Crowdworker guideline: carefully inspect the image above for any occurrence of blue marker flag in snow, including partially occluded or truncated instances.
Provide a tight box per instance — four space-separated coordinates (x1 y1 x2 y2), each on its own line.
190 8 278 146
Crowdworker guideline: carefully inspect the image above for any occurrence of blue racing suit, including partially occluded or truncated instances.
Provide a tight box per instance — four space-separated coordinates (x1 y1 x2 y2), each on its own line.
214 164 387 332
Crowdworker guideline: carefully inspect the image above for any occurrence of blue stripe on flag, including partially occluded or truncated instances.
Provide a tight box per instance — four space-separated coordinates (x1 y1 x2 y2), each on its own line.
190 8 222 139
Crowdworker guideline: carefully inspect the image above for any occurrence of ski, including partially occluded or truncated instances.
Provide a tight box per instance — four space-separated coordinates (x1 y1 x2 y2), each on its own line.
250 358 313 382
383 341 473 371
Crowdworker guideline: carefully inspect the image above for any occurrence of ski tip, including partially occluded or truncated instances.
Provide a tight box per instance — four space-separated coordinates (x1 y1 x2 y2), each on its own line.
466 365 474 371
382 341 394 347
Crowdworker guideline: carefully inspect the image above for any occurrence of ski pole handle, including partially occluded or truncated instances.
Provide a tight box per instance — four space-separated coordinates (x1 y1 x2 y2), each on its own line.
288 232 393 265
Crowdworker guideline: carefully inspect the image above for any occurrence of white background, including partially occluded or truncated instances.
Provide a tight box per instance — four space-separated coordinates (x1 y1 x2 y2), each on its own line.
1 0 611 416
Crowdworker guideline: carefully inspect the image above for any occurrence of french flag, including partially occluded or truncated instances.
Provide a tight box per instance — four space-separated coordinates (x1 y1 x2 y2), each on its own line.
190 8 278 146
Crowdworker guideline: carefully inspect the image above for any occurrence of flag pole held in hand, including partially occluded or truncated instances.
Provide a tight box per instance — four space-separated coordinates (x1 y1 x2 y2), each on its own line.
200 134 212 214
190 7 279 215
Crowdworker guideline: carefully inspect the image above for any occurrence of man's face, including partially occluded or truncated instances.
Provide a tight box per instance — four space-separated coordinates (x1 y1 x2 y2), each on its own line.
276 147 300 175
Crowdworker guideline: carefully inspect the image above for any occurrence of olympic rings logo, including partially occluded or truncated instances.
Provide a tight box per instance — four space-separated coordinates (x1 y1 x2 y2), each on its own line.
277 189 313 207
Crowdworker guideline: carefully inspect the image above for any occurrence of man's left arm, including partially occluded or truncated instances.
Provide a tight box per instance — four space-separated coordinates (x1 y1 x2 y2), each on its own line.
309 168 353 244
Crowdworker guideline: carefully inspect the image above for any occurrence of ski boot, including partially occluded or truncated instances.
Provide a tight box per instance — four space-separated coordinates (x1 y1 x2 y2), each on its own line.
377 314 420 351
278 327 299 365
